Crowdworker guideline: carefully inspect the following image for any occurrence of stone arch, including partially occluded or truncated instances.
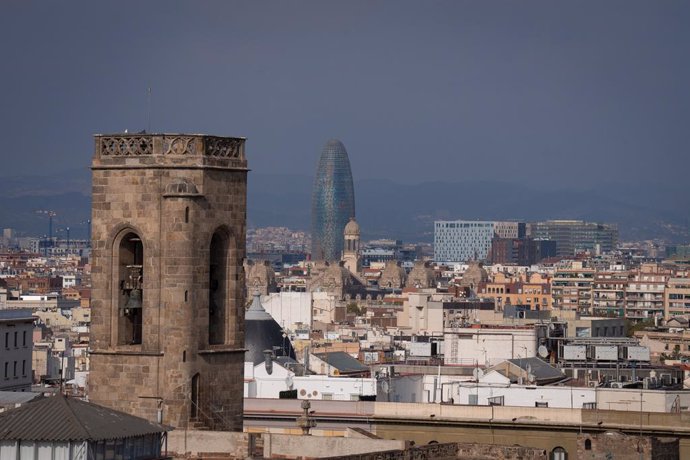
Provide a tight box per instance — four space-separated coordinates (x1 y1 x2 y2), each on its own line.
106 222 147 251
208 225 242 347
111 227 145 346
551 446 567 460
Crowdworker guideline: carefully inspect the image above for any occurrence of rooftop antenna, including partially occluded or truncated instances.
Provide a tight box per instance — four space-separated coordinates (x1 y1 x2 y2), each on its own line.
147 87 152 133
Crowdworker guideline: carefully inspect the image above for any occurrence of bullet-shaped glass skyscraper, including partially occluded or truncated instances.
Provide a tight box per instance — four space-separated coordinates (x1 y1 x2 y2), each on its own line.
311 139 355 261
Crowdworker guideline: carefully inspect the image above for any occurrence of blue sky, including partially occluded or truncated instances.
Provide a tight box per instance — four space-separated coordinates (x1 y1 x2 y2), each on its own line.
1 1 688 188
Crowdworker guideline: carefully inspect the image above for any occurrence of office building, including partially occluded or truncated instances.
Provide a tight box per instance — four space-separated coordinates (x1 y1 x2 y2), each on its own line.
311 139 356 261
433 220 524 263
434 221 494 262
529 220 618 258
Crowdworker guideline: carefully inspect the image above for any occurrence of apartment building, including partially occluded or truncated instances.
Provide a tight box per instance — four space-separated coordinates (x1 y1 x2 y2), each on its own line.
592 272 629 317
551 262 595 313
626 271 668 320
665 277 690 319
0 309 34 391
478 272 552 311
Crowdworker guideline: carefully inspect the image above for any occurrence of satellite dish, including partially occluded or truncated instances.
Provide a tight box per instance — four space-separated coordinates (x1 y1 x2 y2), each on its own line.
473 368 484 380
528 373 536 384
538 345 549 359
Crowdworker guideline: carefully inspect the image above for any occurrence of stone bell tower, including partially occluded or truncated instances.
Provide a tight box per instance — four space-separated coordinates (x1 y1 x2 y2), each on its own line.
89 133 247 431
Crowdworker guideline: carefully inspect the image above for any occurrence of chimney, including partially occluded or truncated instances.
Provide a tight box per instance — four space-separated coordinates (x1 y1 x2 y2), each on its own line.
264 349 273 375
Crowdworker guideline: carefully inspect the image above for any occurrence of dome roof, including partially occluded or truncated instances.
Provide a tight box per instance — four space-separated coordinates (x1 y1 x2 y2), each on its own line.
379 261 406 289
406 260 435 288
460 261 488 288
344 217 360 236
245 292 296 365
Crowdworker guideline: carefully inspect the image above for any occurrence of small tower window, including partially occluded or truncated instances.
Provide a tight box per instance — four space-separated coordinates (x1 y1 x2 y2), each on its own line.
185 206 190 223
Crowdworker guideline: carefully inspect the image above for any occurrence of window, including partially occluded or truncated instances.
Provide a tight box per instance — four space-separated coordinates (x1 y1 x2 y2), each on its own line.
22 331 26 347
3 362 7 379
535 401 548 408
322 393 333 400
13 332 17 347
209 231 228 345
4 333 7 348
488 396 504 406
13 361 17 377
117 231 144 345
551 447 567 460
584 439 592 450
22 360 26 377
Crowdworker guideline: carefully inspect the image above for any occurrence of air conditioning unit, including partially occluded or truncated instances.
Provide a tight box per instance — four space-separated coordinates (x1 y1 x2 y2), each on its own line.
610 382 623 389
588 381 598 388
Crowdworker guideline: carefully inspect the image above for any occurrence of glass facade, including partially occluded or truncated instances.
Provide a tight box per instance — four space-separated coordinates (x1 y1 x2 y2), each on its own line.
529 220 618 257
311 139 355 261
434 220 495 262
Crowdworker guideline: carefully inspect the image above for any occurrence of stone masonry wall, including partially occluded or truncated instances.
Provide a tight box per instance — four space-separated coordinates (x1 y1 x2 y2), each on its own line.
89 135 247 431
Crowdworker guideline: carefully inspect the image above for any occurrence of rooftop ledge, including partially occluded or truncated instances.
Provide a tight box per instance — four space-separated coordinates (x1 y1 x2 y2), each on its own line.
92 133 247 170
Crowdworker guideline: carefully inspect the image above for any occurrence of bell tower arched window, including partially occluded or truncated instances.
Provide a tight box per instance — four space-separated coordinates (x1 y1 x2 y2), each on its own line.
117 232 143 345
209 231 228 345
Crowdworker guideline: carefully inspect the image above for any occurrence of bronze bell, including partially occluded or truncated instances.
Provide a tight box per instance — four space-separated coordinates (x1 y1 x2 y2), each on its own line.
124 288 143 310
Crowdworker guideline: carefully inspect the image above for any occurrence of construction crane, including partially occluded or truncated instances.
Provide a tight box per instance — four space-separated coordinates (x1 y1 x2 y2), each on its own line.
79 219 92 247
35 210 57 240
35 210 57 256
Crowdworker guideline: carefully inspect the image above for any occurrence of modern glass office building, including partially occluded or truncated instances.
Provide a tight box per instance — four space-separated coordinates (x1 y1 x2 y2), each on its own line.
311 139 355 261
529 220 618 257
434 220 496 262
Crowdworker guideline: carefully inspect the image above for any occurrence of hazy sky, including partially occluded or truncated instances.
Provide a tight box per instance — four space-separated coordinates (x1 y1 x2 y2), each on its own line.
1 1 688 188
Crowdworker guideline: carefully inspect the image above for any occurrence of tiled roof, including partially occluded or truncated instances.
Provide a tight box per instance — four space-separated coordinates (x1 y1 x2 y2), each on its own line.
0 394 169 441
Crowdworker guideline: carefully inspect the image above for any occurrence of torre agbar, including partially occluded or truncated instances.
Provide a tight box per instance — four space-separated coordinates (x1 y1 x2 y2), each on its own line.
311 139 356 261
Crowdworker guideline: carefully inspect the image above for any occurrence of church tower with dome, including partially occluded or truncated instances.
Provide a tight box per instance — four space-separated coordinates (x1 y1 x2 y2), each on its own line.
342 217 361 274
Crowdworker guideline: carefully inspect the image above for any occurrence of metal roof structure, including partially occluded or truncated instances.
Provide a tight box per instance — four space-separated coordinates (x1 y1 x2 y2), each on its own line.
0 309 34 322
506 357 565 383
0 391 42 407
0 395 169 442
313 351 369 374
245 292 296 365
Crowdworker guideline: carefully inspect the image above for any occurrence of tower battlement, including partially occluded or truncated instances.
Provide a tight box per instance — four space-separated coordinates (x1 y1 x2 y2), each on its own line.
93 133 247 171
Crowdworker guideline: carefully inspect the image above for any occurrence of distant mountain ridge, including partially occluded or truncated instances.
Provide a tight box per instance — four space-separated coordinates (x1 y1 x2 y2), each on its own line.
0 169 688 243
